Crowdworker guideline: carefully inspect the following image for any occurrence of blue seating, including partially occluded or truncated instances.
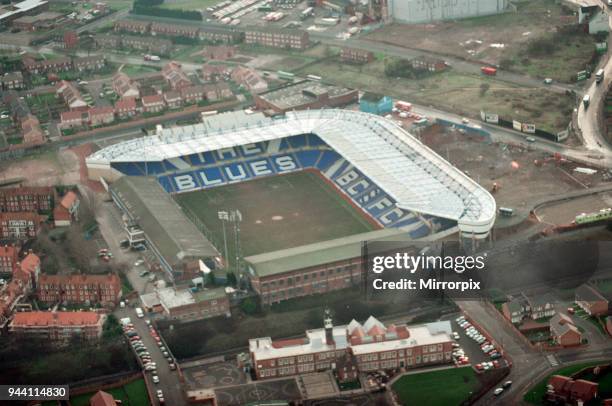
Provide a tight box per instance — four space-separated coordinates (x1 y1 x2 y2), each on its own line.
315 150 341 171
288 134 308 149
308 134 327 147
410 224 431 239
295 150 322 168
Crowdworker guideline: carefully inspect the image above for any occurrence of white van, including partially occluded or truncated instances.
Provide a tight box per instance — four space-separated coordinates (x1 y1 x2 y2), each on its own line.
135 307 144 318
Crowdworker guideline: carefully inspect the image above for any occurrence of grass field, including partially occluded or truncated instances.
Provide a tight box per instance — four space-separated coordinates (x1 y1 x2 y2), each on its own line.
69 378 149 406
295 59 573 133
392 367 480 406
159 0 217 10
174 171 376 257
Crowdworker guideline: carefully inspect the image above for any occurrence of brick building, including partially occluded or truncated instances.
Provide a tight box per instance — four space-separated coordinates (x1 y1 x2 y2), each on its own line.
202 83 233 102
0 72 24 90
411 57 447 72
231 66 267 93
73 55 106 72
198 26 243 43
0 212 43 240
56 80 88 110
0 186 53 213
180 85 206 104
113 19 150 34
88 106 115 126
141 94 165 113
9 311 105 343
37 273 122 306
112 72 140 99
244 28 309 50
252 80 358 115
150 22 198 38
162 62 192 90
114 97 138 118
340 47 374 64
246 229 411 304
0 245 19 274
550 313 582 347
575 283 610 316
139 286 230 321
546 375 598 404
249 315 453 380
22 56 72 74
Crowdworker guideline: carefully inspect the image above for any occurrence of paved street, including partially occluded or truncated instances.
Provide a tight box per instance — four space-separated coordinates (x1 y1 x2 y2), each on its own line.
114 306 185 405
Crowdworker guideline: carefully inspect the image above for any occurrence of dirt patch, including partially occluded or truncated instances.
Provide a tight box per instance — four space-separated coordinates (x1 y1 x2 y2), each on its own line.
420 125 603 213
364 0 569 65
0 149 79 186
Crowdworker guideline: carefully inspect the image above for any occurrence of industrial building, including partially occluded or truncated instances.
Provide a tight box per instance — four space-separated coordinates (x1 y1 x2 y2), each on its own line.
139 286 230 321
253 80 358 114
387 0 507 24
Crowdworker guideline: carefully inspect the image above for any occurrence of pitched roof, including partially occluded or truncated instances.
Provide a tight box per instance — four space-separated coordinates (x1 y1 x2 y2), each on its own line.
142 94 164 105
20 253 40 275
11 311 100 327
89 390 117 406
576 283 608 303
60 191 78 209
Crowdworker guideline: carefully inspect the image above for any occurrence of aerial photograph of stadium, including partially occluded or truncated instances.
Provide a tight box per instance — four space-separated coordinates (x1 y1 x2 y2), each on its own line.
2 0 612 404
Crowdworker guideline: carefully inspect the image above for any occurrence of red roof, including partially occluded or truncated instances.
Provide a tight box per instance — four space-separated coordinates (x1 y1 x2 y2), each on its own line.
114 97 137 110
142 94 164 105
20 253 40 275
60 191 78 209
60 110 84 122
89 106 114 117
12 311 100 327
0 211 42 222
0 245 18 259
53 206 70 221
549 375 572 393
89 390 117 406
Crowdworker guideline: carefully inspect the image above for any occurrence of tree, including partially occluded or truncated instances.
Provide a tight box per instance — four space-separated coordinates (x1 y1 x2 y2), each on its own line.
239 297 259 315
226 272 237 287
102 314 123 340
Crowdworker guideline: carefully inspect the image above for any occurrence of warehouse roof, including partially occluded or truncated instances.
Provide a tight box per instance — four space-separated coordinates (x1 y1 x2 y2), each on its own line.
110 176 218 265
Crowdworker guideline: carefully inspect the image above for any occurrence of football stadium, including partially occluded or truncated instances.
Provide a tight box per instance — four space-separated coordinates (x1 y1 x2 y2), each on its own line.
86 109 496 295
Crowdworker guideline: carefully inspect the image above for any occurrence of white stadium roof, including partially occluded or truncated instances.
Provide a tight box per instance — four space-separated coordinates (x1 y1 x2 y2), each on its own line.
87 109 496 237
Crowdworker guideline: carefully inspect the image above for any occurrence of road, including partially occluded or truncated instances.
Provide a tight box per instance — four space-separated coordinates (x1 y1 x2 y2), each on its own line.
311 33 576 95
456 300 550 406
114 305 185 406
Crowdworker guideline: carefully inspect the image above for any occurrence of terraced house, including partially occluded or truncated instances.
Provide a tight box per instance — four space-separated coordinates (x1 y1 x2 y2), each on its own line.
37 273 122 306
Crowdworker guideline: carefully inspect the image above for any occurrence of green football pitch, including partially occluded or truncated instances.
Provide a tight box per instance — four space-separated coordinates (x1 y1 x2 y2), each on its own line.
174 171 377 257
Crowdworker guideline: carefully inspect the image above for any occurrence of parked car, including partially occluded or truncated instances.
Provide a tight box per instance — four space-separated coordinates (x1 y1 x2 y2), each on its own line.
152 375 160 384
494 387 504 396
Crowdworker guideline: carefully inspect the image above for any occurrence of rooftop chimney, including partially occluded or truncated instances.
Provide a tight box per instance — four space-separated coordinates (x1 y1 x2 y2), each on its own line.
324 309 334 346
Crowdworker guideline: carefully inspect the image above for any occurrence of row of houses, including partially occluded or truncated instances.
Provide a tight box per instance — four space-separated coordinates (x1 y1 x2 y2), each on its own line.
61 83 232 129
37 273 122 306
22 55 106 75
95 33 173 55
248 314 453 381
0 249 40 329
2 91 46 144
113 19 243 43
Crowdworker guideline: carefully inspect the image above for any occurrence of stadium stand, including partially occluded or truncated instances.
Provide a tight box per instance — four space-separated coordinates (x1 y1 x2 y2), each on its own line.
87 109 496 239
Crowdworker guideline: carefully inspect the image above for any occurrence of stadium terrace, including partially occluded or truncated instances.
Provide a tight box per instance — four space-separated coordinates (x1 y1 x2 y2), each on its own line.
87 109 496 238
